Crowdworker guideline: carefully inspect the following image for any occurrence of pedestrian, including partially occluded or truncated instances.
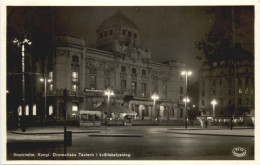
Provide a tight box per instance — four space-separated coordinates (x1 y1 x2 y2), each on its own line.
205 120 208 129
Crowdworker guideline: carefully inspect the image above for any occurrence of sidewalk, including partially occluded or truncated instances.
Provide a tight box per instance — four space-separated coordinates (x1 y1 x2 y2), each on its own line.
166 128 254 137
7 126 102 143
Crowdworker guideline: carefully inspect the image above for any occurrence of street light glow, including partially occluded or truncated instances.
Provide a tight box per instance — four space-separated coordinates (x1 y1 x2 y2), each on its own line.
181 70 192 76
183 97 190 103
104 88 114 96
47 79 52 83
151 93 159 100
211 99 217 105
39 78 44 82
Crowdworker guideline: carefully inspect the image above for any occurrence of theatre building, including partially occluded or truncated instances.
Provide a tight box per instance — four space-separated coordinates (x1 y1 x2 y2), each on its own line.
10 11 187 124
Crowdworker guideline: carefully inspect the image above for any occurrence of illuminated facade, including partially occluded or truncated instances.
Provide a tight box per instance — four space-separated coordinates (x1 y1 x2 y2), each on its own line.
198 45 254 116
10 11 187 124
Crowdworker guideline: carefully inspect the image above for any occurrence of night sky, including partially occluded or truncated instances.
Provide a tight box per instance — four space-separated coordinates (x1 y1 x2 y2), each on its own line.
7 6 254 82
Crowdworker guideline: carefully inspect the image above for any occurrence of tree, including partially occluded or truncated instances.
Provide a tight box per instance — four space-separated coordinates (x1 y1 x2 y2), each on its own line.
195 7 254 62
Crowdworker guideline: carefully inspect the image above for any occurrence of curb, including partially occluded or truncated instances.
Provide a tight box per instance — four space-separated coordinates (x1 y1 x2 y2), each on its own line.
11 130 100 135
88 134 143 137
168 128 254 131
165 131 254 137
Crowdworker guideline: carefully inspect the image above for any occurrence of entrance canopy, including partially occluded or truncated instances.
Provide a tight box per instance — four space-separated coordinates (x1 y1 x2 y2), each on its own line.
93 104 137 115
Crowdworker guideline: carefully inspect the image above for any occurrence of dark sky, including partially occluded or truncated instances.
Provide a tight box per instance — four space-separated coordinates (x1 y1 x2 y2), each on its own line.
7 6 254 83
53 6 213 82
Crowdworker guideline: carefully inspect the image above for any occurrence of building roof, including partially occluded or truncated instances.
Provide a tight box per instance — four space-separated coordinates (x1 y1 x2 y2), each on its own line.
97 10 138 31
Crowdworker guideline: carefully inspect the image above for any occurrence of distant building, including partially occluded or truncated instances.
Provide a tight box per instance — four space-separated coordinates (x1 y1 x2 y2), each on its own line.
8 10 187 123
198 44 254 117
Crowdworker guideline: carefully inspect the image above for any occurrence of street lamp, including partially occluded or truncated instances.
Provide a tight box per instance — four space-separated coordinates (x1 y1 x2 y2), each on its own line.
181 69 192 129
40 77 52 121
13 37 32 132
104 88 114 117
211 99 217 120
151 93 159 121
183 96 190 128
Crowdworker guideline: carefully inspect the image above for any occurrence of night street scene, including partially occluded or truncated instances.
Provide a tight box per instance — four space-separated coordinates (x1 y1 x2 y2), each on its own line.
4 6 254 162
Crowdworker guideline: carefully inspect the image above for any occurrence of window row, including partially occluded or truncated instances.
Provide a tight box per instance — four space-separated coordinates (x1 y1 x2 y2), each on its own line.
99 29 114 38
121 66 146 76
122 29 137 38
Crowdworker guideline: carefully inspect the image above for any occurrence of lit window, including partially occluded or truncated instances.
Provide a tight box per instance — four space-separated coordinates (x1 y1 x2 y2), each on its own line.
72 84 78 92
239 88 242 94
131 81 137 95
33 104 37 116
49 105 53 115
72 104 78 112
26 105 29 116
72 71 79 82
17 106 22 116
49 84 53 91
49 71 53 81
245 88 249 95
141 82 146 97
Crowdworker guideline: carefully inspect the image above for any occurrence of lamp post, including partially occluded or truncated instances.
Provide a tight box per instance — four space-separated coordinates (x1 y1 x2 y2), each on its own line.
211 99 217 121
151 93 159 121
13 37 32 132
183 96 190 127
40 77 52 121
104 88 114 118
181 70 192 129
